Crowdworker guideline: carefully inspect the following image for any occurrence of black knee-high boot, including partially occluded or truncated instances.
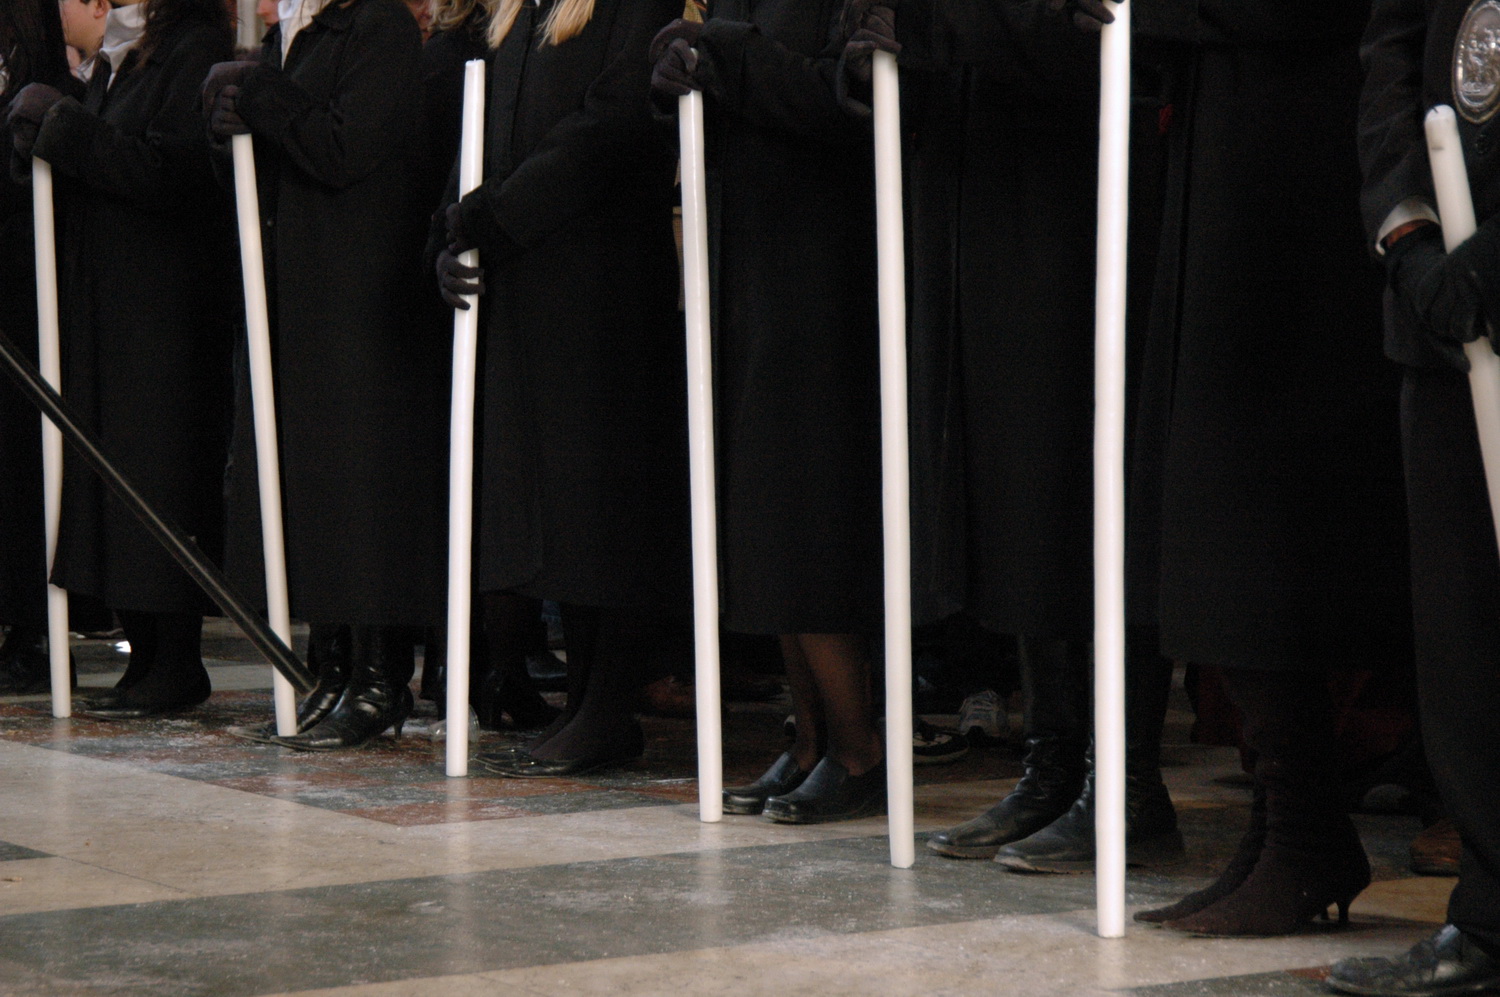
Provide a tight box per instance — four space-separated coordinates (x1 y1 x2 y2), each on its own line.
926 637 1091 859
995 633 1184 873
1163 666 1370 936
274 625 412 751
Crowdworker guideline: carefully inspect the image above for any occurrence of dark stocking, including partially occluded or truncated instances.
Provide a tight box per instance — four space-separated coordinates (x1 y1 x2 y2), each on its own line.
780 635 827 772
792 633 882 776
523 605 642 761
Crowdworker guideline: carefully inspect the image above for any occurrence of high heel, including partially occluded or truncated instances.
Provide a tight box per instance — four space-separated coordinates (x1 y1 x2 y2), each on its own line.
273 627 412 751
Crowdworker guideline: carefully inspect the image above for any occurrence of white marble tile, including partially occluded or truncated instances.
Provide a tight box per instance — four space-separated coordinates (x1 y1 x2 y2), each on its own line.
0 856 190 916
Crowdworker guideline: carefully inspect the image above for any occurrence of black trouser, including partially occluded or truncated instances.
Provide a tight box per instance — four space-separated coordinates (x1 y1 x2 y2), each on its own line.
1402 367 1500 955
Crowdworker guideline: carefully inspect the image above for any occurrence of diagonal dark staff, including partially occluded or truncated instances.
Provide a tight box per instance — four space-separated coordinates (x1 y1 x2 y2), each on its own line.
0 325 316 693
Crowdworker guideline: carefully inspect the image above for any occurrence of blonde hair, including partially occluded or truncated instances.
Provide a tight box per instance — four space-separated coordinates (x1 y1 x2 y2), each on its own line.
430 0 490 34
487 0 593 48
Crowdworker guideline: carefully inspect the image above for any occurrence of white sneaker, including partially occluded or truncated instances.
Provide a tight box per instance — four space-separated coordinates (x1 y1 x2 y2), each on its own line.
959 689 1009 746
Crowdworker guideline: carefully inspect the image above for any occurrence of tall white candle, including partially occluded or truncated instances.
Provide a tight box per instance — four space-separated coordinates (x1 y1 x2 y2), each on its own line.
32 158 71 719
873 48 915 870
445 59 487 778
1093 0 1131 940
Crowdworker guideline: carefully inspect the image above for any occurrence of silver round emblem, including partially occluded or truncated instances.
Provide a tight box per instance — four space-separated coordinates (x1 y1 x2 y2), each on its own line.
1456 0 1500 123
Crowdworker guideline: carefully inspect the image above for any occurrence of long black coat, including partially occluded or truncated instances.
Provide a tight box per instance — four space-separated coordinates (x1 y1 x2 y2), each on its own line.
225 0 449 626
33 18 236 614
1128 2 1413 671
437 0 688 610
895 3 1168 640
695 0 884 635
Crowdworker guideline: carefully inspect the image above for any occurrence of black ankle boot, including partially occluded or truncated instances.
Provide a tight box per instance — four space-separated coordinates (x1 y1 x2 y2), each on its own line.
928 637 1089 858
472 668 559 731
997 641 1183 872
84 613 210 719
724 753 809 815
273 626 412 751
235 625 352 743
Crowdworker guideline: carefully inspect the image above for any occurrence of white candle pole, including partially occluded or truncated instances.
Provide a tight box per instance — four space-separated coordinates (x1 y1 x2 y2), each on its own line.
1093 0 1131 940
444 59 487 778
32 158 70 719
873 48 914 870
1424 106 1500 552
230 134 297 736
679 84 724 823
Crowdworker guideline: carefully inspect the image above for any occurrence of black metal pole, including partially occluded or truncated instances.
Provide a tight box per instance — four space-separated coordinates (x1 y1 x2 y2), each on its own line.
0 325 316 693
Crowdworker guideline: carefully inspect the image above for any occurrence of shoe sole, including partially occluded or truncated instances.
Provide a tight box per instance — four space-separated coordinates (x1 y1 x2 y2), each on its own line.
722 799 767 816
913 747 969 766
925 840 1002 860
763 799 887 825
483 754 641 778
996 831 1188 875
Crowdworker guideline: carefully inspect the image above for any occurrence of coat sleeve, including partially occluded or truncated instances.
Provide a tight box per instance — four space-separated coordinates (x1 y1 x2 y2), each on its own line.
235 1 422 191
1357 0 1432 243
31 25 229 215
692 12 864 141
456 0 680 251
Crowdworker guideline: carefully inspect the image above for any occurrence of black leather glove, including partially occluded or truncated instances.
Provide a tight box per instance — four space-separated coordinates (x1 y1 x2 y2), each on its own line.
436 245 484 310
649 20 703 110
202 60 259 115
1386 223 1489 372
839 0 898 41
1047 0 1117 33
207 85 250 138
7 83 67 162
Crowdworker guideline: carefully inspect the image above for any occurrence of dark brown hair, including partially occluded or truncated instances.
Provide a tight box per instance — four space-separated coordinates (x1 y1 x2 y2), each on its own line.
134 0 233 66
0 0 72 105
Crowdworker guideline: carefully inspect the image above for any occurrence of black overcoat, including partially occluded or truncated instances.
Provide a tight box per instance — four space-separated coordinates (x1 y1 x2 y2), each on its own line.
225 0 449 626
890 3 1168 640
33 18 236 614
1128 1 1413 671
694 0 885 635
437 0 689 610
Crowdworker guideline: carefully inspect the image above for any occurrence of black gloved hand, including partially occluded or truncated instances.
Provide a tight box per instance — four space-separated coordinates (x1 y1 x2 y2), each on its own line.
436 246 484 309
1046 0 1117 33
841 4 899 86
208 85 250 138
839 0 898 41
201 60 259 116
1386 223 1485 372
649 20 703 108
7 83 67 162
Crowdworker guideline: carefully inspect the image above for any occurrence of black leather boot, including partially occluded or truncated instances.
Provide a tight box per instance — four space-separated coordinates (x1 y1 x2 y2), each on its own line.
927 638 1089 858
273 626 412 751
235 625 351 743
996 639 1184 872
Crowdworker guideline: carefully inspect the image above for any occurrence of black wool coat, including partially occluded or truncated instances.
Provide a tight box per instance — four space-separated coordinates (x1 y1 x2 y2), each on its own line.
0 70 71 626
894 1 1169 641
693 0 885 635
1128 1 1414 672
418 13 488 211
436 0 689 610
33 18 237 614
224 0 449 626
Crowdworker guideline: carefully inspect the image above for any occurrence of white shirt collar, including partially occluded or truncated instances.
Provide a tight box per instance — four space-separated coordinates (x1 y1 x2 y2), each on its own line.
279 0 328 62
99 4 148 84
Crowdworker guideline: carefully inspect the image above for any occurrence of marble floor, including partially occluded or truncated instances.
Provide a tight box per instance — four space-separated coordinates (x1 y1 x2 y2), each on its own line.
0 624 1451 996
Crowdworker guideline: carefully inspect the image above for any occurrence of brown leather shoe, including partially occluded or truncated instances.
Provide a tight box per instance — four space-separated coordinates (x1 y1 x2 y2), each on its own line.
1410 818 1462 876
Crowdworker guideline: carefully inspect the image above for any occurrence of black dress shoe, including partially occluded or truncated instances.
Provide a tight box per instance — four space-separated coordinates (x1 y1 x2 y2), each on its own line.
763 757 886 824
479 728 644 778
1327 925 1500 996
723 752 807 815
925 734 1086 859
80 675 211 719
